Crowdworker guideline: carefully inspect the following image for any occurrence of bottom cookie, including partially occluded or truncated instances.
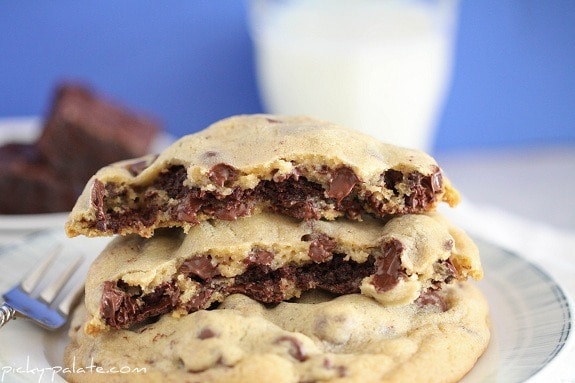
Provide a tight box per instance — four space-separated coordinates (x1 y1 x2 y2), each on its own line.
64 282 490 383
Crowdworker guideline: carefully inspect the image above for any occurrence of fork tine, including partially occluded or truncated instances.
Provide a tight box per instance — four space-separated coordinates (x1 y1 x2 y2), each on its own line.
39 256 83 304
2 243 89 330
58 280 85 316
20 245 63 293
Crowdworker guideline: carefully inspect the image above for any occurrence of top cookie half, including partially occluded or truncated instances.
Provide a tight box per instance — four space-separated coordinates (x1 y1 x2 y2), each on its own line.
66 115 460 237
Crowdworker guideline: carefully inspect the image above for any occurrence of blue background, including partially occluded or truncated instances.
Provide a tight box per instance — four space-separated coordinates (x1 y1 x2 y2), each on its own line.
1 1 574 153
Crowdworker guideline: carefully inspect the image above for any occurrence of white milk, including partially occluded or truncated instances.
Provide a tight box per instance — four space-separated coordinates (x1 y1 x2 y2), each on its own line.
249 0 458 152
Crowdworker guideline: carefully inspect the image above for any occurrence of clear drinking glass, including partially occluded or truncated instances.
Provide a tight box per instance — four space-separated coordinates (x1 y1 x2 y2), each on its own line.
248 0 460 152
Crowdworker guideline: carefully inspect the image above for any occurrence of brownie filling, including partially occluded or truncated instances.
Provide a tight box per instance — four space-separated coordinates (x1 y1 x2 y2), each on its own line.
91 164 443 233
100 238 455 329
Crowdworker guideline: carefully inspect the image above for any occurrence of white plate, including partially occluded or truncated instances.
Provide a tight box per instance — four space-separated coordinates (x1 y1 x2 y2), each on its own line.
0 230 111 383
0 117 174 232
461 239 572 382
0 232 572 382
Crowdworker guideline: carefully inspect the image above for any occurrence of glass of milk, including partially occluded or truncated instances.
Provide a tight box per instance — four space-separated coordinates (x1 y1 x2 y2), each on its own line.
248 0 460 152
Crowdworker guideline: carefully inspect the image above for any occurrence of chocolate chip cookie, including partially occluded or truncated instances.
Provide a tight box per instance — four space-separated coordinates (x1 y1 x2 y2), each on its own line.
65 114 460 238
65 282 490 383
81 211 481 334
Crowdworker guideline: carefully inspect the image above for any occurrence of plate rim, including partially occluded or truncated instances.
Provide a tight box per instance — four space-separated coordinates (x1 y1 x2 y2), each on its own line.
467 237 573 382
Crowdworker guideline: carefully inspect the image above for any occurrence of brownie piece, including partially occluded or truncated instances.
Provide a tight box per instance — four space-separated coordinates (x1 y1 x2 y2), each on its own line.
36 83 160 181
0 143 77 214
0 83 162 214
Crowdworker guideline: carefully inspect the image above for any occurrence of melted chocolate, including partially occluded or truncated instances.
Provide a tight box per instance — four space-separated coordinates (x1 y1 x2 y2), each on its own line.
372 239 405 292
99 228 454 331
179 256 220 280
102 281 180 329
89 165 443 234
208 163 238 187
101 252 382 329
325 167 359 202
257 176 325 220
302 233 337 263
91 179 107 232
245 249 274 266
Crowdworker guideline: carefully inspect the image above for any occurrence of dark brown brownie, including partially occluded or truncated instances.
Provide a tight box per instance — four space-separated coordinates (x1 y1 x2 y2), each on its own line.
36 83 160 182
0 143 78 214
0 83 161 214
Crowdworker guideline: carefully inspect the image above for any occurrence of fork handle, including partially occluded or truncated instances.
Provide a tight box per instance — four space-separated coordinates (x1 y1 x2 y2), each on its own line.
0 303 16 329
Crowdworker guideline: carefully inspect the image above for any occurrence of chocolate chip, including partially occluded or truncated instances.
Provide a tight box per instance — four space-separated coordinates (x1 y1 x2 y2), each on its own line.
325 167 359 202
212 198 253 221
404 169 441 210
101 281 180 330
372 239 404 292
228 266 286 303
101 281 131 328
272 166 303 182
405 173 424 208
175 197 202 223
91 179 107 230
383 169 403 194
184 288 214 311
140 282 181 317
197 327 218 340
245 249 274 266
126 160 147 176
125 155 157 176
274 336 308 361
445 258 457 275
208 163 238 187
439 258 458 282
305 233 337 263
256 177 324 220
179 256 220 280
416 289 447 312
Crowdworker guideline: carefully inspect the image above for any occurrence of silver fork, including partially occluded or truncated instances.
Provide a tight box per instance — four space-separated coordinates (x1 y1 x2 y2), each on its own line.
0 245 84 330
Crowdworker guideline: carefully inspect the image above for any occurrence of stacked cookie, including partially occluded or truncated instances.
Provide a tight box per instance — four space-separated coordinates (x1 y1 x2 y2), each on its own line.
64 115 490 383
